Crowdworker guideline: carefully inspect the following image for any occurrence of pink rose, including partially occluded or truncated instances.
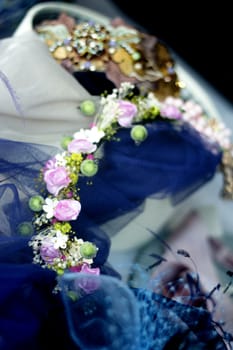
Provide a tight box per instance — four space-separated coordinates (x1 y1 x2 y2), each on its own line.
74 263 100 293
160 105 182 119
54 199 81 221
40 239 61 264
44 166 71 195
69 265 82 272
68 139 97 154
117 100 137 127
44 157 57 171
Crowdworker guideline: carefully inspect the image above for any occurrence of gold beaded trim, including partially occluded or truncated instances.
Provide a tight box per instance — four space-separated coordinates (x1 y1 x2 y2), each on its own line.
36 18 181 99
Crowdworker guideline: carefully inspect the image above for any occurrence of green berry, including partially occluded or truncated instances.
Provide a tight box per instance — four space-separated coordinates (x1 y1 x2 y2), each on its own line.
80 242 98 259
130 125 148 142
67 291 78 302
80 159 98 177
28 195 44 212
56 268 64 275
17 221 34 236
80 100 96 116
132 51 141 61
61 136 73 150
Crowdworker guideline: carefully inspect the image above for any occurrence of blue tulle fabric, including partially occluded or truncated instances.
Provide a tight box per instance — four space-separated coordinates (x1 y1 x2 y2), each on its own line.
78 121 222 230
59 272 229 350
0 123 225 350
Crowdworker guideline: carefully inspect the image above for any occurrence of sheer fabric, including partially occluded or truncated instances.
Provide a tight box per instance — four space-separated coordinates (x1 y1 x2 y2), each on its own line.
0 15 231 350
0 132 227 349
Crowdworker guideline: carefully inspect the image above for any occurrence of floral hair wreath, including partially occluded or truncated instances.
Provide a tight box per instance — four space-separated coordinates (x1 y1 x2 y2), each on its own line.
17 81 233 288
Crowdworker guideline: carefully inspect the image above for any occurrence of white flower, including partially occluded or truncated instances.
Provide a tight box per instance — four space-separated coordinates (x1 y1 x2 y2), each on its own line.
52 230 68 249
55 152 67 166
73 126 105 143
68 243 82 261
118 82 135 97
75 238 84 245
96 100 119 130
83 258 93 264
87 126 105 143
146 92 161 108
73 128 89 140
42 197 58 219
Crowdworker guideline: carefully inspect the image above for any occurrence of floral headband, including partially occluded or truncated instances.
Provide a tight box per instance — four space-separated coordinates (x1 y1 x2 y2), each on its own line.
16 81 232 289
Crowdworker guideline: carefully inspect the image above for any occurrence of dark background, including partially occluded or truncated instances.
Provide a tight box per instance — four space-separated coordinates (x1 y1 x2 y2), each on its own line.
111 1 233 105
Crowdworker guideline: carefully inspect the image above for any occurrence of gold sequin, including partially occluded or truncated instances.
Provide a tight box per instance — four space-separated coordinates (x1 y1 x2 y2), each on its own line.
53 47 68 60
111 48 134 76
